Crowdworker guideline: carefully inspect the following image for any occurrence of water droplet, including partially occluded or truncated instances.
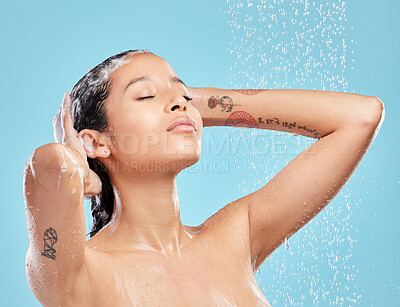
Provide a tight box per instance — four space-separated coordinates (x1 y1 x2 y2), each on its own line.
285 237 290 249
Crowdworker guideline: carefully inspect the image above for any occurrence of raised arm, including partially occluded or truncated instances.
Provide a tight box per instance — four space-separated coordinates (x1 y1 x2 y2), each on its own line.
24 93 101 305
189 87 384 273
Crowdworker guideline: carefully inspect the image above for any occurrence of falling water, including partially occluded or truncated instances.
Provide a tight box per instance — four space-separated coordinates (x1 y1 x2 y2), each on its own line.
225 0 361 305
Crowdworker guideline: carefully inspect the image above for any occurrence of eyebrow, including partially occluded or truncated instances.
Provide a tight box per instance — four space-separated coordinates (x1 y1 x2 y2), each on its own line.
123 75 187 93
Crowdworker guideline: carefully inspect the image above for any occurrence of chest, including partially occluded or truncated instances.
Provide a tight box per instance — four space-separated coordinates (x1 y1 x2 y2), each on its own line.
77 249 266 306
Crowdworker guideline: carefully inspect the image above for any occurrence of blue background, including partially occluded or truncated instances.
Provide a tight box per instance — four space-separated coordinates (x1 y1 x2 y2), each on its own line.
0 0 398 305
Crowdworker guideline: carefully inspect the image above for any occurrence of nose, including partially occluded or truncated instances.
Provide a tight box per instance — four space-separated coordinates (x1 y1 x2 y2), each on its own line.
171 103 187 112
167 95 188 113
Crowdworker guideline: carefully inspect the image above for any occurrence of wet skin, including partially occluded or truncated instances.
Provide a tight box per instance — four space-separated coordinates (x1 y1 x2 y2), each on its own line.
24 52 383 306
77 204 270 306
24 53 271 306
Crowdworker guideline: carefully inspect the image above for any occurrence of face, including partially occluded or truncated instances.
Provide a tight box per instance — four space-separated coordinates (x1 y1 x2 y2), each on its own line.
101 53 203 174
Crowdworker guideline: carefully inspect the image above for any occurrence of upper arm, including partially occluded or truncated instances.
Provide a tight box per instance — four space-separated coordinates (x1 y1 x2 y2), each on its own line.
233 98 384 273
24 143 87 305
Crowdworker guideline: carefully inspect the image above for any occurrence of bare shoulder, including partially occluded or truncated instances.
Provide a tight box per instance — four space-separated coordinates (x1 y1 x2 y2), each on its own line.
200 201 248 231
196 200 251 263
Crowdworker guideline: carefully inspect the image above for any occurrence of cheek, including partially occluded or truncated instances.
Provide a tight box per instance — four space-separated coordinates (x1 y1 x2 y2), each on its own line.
116 105 159 133
111 110 162 153
190 107 204 130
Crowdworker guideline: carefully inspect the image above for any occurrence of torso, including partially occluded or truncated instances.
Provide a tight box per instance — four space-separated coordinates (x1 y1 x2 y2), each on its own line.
62 203 271 306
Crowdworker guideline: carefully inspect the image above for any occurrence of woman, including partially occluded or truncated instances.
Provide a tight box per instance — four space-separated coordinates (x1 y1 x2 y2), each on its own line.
23 49 384 306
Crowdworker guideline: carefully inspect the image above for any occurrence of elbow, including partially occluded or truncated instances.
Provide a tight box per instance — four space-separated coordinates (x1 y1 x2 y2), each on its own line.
29 143 68 171
26 143 84 181
361 97 385 128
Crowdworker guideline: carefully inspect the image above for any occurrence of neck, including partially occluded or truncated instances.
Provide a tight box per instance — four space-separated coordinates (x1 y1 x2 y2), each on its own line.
102 169 191 256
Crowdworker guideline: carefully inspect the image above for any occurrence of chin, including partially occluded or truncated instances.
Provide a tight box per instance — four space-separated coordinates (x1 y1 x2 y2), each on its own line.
166 151 201 173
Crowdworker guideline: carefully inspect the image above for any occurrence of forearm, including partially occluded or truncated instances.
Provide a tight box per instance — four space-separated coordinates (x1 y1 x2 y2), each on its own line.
189 87 380 138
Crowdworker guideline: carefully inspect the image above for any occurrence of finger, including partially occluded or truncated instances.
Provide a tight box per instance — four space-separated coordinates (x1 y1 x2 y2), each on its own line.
52 106 63 143
61 93 76 142
76 133 91 159
53 92 69 143
69 136 88 161
60 93 69 144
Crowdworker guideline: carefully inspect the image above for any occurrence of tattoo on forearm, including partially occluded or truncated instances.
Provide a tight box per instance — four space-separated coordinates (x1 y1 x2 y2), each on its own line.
233 89 266 96
224 111 260 128
208 95 241 112
258 117 320 138
40 227 58 260
212 90 319 137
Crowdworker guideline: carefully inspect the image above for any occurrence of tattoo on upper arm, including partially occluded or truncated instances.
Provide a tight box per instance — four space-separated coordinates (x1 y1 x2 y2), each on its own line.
40 227 58 260
208 95 241 112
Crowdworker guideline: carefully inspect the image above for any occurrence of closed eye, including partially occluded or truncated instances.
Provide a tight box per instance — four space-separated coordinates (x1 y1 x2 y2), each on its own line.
137 95 193 102
137 96 155 101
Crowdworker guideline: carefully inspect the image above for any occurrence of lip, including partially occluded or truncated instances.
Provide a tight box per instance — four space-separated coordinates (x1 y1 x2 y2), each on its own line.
167 116 197 132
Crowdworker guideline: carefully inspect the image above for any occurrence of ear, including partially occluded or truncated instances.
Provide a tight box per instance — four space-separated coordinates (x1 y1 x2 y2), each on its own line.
77 129 110 159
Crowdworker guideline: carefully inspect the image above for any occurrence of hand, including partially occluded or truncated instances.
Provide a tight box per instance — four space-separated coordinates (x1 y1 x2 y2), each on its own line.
187 87 204 114
53 93 102 198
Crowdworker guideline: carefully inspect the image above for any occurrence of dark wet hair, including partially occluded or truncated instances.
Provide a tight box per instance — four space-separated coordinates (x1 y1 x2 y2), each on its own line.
69 49 153 238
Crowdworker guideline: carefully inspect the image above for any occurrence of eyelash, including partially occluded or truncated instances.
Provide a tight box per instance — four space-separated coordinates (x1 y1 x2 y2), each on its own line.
137 96 155 101
137 96 193 102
